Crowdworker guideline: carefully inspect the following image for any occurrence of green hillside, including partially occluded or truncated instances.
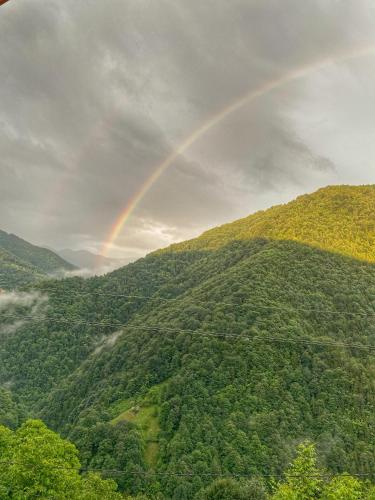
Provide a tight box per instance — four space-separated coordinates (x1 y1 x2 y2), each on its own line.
0 230 75 274
0 230 76 289
166 185 375 262
0 185 374 498
0 248 44 289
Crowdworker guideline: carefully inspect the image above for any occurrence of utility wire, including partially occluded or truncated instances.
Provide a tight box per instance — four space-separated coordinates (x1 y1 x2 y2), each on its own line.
5 288 375 318
1 313 375 352
0 460 373 479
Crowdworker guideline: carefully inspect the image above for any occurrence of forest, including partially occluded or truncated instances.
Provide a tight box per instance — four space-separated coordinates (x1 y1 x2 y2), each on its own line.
1 420 374 498
0 185 374 498
0 230 74 289
168 185 375 263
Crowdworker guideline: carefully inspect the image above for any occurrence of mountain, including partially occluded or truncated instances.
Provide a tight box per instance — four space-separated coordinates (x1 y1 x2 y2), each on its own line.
0 248 44 290
0 230 75 289
0 185 374 499
56 248 129 271
167 185 375 262
0 230 75 274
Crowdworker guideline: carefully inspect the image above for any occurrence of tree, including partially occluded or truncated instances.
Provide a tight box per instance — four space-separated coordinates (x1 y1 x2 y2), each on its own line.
321 474 363 500
79 472 124 499
272 441 322 500
199 477 267 499
271 442 375 500
0 420 122 499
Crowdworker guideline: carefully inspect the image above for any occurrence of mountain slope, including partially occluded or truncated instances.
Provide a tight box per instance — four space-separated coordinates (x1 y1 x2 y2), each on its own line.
166 185 375 262
0 230 75 275
0 185 374 498
35 240 375 496
56 248 128 270
0 248 45 289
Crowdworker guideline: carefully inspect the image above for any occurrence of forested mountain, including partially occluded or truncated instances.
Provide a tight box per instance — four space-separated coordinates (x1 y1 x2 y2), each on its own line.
0 230 75 288
0 185 374 499
166 185 375 262
0 248 44 289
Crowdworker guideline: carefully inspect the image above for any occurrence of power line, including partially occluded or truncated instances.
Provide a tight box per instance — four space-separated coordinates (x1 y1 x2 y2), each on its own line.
2 313 375 352
11 287 375 318
0 460 373 479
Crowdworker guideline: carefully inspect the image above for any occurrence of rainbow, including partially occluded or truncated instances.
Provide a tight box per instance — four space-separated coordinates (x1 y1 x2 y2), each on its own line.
99 44 375 260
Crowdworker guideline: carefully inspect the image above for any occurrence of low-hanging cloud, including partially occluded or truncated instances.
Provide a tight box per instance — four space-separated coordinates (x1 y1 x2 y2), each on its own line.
93 329 123 355
0 290 48 312
0 291 49 334
61 262 128 278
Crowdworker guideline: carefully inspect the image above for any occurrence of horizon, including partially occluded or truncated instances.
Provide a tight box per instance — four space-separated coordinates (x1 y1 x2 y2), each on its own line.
2 181 374 260
2 181 373 275
1 1 375 261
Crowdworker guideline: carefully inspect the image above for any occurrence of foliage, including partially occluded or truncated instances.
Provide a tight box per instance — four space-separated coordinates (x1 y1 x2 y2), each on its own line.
0 419 122 499
0 229 75 275
198 478 267 499
0 186 374 497
321 475 365 500
271 442 375 500
165 185 375 263
271 442 322 499
0 229 75 289
31 238 374 497
0 248 44 290
0 238 374 497
70 420 147 494
0 388 23 429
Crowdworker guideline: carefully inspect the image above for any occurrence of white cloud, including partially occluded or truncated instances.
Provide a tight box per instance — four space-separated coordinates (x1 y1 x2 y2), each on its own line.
0 291 47 312
0 291 48 334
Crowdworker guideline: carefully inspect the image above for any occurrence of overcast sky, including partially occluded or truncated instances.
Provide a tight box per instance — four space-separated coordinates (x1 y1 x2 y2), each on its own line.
1 0 375 260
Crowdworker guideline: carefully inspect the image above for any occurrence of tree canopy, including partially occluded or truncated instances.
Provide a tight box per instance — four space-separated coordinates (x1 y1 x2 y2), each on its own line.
0 419 122 499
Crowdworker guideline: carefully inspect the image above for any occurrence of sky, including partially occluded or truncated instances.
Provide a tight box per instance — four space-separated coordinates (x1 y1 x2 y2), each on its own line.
1 0 375 262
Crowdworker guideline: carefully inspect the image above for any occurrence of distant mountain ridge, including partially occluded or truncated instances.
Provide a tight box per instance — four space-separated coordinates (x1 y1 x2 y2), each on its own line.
0 230 75 273
56 248 129 271
0 230 75 289
166 184 375 262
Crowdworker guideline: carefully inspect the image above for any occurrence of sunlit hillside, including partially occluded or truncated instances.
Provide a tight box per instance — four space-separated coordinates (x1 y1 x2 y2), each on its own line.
166 185 375 262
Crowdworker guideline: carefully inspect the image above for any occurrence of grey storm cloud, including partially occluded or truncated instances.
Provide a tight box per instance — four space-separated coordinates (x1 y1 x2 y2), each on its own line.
1 0 375 259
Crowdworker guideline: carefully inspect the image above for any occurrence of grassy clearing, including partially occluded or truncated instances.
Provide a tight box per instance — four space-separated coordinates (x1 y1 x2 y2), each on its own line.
110 382 166 467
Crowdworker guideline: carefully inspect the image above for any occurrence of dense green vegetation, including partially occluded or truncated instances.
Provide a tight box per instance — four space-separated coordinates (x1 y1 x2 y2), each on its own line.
1 239 374 497
0 230 75 289
0 248 44 289
269 442 375 500
0 185 374 498
196 442 375 499
1 422 374 499
166 185 375 263
0 388 23 429
0 230 75 274
0 419 122 498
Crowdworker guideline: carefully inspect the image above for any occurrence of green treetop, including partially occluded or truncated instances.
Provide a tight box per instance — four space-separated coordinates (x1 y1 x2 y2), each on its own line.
0 419 122 499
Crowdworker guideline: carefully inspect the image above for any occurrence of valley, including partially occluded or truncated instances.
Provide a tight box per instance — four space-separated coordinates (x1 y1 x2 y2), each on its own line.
0 185 374 498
